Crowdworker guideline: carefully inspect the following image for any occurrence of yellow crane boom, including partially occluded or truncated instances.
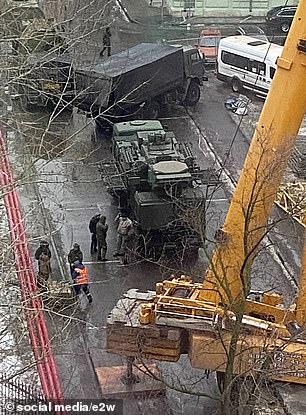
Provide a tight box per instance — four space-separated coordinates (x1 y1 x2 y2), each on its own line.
203 6 306 306
107 0 306 387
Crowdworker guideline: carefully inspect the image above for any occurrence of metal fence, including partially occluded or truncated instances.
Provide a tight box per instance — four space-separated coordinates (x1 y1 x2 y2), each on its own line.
0 376 48 414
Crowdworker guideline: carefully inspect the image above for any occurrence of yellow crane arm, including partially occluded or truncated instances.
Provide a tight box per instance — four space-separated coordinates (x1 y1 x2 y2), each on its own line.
107 0 306 387
202 7 306 306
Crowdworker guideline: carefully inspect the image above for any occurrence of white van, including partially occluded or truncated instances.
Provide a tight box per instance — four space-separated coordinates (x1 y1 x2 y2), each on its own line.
217 36 283 96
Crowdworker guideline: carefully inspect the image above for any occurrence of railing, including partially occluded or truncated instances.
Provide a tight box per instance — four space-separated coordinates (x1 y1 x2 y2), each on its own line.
0 376 46 414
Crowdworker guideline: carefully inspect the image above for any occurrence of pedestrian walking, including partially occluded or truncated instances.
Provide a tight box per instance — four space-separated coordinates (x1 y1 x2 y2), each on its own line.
96 215 108 261
68 243 83 275
114 212 134 257
89 213 100 254
181 9 188 22
100 27 112 57
71 261 93 303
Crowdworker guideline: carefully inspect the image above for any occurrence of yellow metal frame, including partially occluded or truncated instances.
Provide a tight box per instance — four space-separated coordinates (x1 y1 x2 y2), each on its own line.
138 0 306 384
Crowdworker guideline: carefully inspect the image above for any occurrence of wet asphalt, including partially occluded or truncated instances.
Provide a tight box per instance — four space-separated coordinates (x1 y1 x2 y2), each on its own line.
7 1 303 413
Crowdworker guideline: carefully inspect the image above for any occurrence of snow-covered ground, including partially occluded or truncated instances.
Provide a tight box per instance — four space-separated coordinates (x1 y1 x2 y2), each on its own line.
0 200 40 386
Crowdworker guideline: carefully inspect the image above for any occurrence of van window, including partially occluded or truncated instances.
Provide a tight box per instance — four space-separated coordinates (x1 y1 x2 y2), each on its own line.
221 51 267 75
248 60 266 75
270 67 276 79
221 51 248 69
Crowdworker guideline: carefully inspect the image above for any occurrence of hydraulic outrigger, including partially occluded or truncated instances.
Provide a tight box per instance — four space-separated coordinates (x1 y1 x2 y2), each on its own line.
107 0 306 387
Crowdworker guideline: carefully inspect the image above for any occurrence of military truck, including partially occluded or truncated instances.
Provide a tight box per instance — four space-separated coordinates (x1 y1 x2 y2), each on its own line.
100 120 219 261
74 43 206 124
20 42 205 120
17 53 74 109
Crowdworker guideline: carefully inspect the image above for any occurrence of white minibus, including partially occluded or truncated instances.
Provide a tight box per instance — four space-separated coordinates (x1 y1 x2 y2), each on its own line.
217 36 283 96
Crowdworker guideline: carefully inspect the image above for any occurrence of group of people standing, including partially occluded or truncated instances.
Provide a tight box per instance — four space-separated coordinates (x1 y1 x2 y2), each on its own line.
89 211 134 260
67 244 92 304
34 211 134 305
89 214 108 260
35 240 92 304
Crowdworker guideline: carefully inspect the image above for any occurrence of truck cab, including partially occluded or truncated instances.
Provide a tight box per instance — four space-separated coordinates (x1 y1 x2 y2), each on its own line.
183 46 206 81
169 44 205 82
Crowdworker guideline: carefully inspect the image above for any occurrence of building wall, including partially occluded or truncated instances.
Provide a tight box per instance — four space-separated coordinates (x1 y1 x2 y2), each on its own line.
167 0 297 17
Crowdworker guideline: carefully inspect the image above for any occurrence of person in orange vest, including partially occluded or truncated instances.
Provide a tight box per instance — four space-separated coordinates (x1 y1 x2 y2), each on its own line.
71 261 93 303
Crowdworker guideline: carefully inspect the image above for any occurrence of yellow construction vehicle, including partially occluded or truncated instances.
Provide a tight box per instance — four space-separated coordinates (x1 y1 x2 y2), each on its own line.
107 0 306 404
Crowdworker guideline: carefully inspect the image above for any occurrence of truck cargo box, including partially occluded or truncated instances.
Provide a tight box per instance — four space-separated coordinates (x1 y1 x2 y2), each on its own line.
74 43 185 113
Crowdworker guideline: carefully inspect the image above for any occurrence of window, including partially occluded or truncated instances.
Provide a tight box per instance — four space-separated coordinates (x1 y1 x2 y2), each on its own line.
270 67 276 79
190 52 200 62
248 60 266 75
278 8 296 16
184 0 195 8
247 40 267 46
221 51 248 70
221 51 267 75
199 37 219 47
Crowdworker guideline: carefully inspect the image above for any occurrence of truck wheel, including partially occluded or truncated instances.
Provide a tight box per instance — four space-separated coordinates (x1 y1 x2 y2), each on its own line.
231 78 242 93
142 100 160 119
184 81 201 106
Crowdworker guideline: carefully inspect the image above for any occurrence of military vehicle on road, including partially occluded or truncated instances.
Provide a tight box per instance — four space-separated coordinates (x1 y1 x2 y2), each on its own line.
19 42 205 122
75 43 206 125
100 120 220 262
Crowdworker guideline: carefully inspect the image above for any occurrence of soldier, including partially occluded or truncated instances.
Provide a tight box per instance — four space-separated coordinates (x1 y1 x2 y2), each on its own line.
35 240 51 261
71 261 93 303
89 213 100 254
100 27 112 57
37 252 51 290
35 240 52 290
114 212 134 257
96 215 108 261
68 243 83 275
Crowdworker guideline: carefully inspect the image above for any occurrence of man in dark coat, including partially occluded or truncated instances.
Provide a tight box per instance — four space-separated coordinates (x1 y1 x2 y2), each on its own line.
96 215 108 261
35 240 52 290
68 243 83 275
35 240 51 261
100 27 112 57
89 214 100 254
37 252 51 290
